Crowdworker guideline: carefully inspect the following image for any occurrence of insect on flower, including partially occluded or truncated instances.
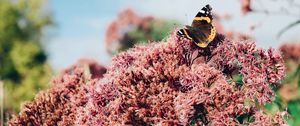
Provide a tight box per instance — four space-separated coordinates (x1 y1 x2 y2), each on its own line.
177 4 216 48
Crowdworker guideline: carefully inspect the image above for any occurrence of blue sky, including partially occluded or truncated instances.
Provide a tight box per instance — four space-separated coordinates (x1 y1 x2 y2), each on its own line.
46 0 300 70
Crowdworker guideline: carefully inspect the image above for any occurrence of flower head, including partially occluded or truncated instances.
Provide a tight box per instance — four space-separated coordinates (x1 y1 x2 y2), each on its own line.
9 31 286 125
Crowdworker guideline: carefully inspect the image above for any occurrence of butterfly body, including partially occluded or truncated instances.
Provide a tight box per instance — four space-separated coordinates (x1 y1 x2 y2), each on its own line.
177 4 216 48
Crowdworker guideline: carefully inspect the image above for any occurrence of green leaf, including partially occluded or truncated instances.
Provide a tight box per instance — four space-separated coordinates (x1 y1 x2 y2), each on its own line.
233 74 243 87
234 112 255 124
288 101 300 120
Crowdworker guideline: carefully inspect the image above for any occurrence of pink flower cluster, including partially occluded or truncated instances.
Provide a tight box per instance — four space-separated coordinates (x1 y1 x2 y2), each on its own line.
9 32 287 125
8 59 106 126
279 43 300 62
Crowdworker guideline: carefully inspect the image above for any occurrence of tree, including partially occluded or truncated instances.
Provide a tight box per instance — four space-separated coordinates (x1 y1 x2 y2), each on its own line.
105 8 180 54
0 0 52 119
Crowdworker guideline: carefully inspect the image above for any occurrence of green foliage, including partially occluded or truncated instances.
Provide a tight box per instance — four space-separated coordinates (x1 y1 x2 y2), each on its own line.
187 104 209 126
285 64 300 126
118 19 180 53
233 73 243 87
287 100 300 126
267 60 300 126
149 19 178 42
234 112 255 124
0 0 52 116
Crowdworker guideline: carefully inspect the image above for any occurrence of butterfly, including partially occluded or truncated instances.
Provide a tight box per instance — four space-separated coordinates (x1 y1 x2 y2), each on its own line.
177 4 216 48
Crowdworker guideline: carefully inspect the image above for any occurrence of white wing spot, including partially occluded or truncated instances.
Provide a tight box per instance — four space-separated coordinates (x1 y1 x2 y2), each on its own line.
199 10 205 14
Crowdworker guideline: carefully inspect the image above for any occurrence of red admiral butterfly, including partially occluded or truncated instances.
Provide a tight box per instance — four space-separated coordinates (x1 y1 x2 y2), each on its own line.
177 4 216 48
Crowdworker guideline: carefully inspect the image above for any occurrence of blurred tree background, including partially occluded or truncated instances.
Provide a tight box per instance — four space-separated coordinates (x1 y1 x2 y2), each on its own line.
0 0 52 121
105 9 180 55
1 0 300 125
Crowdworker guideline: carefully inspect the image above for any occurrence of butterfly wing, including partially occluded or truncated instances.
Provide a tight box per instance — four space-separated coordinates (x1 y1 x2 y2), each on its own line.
191 15 212 27
191 5 213 27
189 4 215 48
177 28 193 40
177 4 216 48
186 23 216 48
